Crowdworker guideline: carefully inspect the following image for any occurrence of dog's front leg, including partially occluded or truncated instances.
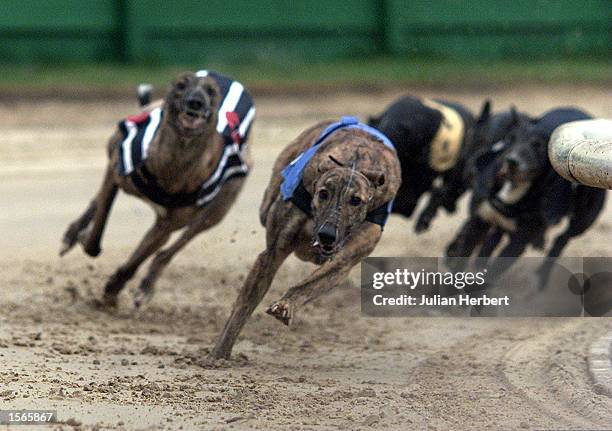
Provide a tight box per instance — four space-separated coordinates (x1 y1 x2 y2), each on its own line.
210 200 304 360
445 216 491 272
267 223 381 326
134 180 245 308
486 232 529 283
102 217 173 307
474 227 504 269
415 188 443 233
59 200 97 256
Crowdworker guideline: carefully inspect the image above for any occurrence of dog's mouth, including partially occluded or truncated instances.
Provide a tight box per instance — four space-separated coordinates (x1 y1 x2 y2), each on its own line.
178 110 209 131
312 240 338 258
498 165 537 185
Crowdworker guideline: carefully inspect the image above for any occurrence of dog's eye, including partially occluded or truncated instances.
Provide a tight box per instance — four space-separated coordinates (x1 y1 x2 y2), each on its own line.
318 190 329 201
176 81 187 91
349 196 362 206
205 86 215 97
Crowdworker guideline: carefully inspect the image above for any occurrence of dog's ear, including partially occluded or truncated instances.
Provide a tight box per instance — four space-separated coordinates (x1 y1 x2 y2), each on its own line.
509 105 520 126
201 81 220 106
362 169 386 188
172 72 194 91
477 99 492 124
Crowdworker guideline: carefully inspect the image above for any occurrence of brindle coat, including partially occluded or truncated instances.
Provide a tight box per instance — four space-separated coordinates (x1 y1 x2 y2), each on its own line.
210 122 401 359
60 72 252 307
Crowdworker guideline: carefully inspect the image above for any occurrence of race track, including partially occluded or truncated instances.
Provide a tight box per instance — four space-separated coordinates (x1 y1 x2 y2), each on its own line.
1 84 611 430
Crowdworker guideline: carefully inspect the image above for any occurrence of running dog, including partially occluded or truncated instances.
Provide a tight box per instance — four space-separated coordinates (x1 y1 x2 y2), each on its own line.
210 117 401 359
446 107 605 286
60 70 255 307
369 96 476 233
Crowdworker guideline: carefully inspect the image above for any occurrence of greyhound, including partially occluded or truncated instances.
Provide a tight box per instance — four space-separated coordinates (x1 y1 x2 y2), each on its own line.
368 96 475 233
210 117 401 359
446 107 605 286
60 70 255 307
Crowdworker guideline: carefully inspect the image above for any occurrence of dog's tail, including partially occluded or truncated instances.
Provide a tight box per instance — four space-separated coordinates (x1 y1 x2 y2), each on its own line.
137 83 153 107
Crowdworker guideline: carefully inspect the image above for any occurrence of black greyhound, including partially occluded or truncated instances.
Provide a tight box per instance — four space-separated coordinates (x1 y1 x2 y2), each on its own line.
369 96 476 232
446 107 606 287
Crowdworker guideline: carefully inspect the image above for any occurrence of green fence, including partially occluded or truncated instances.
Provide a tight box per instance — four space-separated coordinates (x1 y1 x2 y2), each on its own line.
0 0 609 64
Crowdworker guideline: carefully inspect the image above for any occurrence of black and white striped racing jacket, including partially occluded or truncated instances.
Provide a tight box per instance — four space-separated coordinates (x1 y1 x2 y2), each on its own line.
117 70 255 208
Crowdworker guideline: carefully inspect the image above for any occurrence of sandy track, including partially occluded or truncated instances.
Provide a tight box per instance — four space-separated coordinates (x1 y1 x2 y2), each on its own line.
1 85 611 430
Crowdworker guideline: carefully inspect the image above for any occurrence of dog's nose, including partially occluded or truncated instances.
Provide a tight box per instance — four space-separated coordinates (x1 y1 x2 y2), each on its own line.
187 97 204 111
505 155 520 172
317 222 337 246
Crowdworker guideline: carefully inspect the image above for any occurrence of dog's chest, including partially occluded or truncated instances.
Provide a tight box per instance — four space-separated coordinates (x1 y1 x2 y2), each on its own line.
476 180 533 231
117 108 250 209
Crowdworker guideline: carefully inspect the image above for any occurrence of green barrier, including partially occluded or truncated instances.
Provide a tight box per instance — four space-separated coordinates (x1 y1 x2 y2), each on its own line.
0 0 609 64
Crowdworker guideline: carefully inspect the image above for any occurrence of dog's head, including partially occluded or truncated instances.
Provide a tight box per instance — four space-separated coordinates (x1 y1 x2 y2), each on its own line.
310 155 386 258
499 116 549 184
465 103 537 182
164 72 220 137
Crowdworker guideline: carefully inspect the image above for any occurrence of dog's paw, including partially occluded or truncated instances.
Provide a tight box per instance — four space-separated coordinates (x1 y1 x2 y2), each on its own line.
90 293 118 310
266 300 293 326
414 216 431 233
133 287 154 309
78 228 102 257
59 225 82 257
59 239 75 257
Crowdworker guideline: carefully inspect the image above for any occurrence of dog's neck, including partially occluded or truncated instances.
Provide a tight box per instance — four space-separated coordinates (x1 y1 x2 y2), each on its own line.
144 114 223 193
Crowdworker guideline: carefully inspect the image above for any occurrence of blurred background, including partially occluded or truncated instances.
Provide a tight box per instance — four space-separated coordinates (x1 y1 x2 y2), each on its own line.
0 0 610 94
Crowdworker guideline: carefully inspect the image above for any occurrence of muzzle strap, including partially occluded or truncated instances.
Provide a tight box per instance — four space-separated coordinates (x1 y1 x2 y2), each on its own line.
289 180 392 228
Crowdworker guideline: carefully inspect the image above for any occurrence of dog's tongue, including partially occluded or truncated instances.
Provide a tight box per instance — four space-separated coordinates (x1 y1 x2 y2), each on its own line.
181 115 205 130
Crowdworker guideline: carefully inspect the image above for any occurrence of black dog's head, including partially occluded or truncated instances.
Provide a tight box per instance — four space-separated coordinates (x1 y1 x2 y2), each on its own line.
164 72 220 137
465 103 538 183
500 115 550 184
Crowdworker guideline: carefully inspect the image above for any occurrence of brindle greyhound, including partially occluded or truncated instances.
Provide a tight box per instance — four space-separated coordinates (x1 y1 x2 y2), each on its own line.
60 71 255 307
210 117 401 359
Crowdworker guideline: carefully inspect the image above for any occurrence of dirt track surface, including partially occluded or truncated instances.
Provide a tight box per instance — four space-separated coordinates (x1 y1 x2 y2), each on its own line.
1 84 612 430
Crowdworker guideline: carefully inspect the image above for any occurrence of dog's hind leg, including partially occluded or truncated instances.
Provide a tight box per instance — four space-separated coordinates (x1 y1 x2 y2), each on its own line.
537 232 571 289
102 217 172 307
415 170 465 233
60 200 97 256
60 165 117 257
539 187 606 289
267 223 381 326
415 190 442 233
210 200 302 360
78 166 119 257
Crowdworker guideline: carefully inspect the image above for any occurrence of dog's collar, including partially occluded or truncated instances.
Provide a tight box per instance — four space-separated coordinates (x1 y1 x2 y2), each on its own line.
289 181 392 228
